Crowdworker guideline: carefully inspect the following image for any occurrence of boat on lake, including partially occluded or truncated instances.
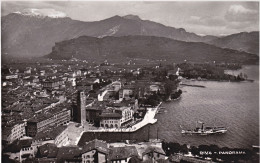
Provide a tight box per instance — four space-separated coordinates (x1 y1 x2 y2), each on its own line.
181 121 227 135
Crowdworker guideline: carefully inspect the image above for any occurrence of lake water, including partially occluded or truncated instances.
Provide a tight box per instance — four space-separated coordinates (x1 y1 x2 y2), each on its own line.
151 65 259 148
79 65 259 148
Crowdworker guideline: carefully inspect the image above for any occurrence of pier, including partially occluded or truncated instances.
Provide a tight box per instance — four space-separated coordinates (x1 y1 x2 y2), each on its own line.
180 83 205 88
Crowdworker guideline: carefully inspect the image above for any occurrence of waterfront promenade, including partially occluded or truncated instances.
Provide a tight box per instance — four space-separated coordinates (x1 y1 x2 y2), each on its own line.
86 102 162 133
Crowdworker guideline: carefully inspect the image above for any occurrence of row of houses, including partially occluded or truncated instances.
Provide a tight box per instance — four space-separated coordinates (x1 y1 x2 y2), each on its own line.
4 138 167 163
3 125 70 162
26 105 71 137
2 103 71 144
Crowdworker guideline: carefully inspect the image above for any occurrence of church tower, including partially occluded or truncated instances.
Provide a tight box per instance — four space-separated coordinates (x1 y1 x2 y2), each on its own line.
77 91 86 125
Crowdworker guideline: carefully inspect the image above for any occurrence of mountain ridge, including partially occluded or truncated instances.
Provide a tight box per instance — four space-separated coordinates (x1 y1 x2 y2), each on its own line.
1 13 258 60
208 31 259 55
2 13 217 59
47 35 258 64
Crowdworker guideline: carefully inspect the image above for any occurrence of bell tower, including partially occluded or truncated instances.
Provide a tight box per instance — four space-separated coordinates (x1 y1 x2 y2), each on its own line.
77 91 86 125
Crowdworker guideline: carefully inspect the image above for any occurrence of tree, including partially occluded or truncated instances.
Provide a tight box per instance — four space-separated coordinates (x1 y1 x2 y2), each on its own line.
164 80 176 100
180 144 189 154
169 74 178 81
93 83 100 90
113 91 119 100
168 142 181 154
190 146 199 156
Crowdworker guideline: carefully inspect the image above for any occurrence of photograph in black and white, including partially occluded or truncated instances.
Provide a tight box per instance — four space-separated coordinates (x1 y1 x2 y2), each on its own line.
1 1 259 162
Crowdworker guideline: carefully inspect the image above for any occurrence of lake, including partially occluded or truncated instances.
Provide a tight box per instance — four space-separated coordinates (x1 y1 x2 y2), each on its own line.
78 65 259 149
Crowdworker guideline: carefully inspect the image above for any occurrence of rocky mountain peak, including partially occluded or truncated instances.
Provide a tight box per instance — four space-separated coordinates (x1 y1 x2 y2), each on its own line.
13 8 67 18
123 14 142 21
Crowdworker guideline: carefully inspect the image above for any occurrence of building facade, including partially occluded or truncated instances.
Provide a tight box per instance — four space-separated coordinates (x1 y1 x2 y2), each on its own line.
54 127 69 147
2 121 26 143
82 150 107 163
99 107 134 128
99 114 122 128
82 139 109 163
42 79 64 89
119 87 134 101
26 108 71 137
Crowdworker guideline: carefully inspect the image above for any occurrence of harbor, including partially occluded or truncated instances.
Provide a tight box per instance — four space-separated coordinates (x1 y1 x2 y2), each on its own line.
77 65 259 148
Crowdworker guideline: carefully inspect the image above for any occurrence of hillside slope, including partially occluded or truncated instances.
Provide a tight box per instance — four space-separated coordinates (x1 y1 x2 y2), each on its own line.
48 36 258 64
208 32 259 55
2 13 217 58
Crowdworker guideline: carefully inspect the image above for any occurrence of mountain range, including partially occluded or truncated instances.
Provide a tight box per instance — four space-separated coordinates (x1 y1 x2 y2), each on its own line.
209 31 259 55
47 35 258 64
1 12 259 62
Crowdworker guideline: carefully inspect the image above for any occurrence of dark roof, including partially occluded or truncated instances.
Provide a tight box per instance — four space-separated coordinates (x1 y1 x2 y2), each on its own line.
42 78 63 83
123 85 135 89
157 159 170 163
76 81 93 86
56 146 82 162
109 146 139 160
128 156 142 163
82 139 109 154
142 146 166 156
109 100 135 107
3 139 33 153
33 125 67 141
99 112 122 118
28 106 69 123
36 143 58 158
2 154 17 163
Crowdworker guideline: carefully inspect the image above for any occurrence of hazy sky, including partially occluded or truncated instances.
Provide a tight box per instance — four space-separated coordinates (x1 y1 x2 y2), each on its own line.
1 1 259 36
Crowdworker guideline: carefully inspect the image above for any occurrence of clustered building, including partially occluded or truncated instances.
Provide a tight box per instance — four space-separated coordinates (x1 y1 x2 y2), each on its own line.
2 63 103 145
4 138 168 163
26 105 71 137
2 60 179 163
